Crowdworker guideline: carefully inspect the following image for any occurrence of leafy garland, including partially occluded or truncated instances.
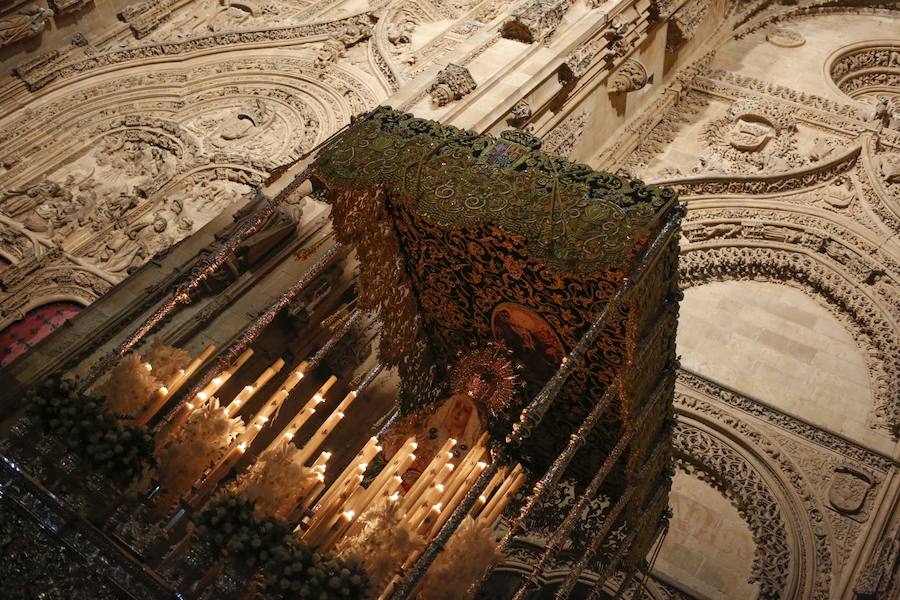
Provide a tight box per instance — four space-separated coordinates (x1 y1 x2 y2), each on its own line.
25 376 155 486
197 494 369 599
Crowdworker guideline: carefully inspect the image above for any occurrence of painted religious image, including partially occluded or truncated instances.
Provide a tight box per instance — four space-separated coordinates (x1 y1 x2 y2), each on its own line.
491 302 565 383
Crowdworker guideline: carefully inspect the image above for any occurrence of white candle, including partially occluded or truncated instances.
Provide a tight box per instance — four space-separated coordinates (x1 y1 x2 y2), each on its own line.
225 358 285 416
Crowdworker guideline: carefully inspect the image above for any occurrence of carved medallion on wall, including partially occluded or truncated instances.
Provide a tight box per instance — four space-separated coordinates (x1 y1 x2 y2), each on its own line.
765 26 804 48
699 99 801 174
828 465 873 521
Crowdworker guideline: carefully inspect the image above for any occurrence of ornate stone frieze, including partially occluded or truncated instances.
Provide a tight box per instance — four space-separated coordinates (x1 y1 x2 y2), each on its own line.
542 110 588 158
674 393 836 599
671 419 793 599
676 370 894 472
828 42 900 103
119 0 179 38
500 0 568 44
854 523 900 599
427 63 476 106
661 145 859 196
13 14 378 91
697 98 802 174
695 70 870 132
608 59 647 94
0 4 53 48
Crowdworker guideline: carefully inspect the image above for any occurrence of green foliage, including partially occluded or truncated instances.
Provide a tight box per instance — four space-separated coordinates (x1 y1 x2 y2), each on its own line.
198 494 369 599
25 376 155 486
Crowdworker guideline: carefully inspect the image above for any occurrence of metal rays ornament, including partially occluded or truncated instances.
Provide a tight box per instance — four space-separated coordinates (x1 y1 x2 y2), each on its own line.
450 343 524 425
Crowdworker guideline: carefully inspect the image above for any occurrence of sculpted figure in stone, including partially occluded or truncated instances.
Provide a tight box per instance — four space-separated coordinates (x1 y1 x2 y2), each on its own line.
86 223 144 275
870 96 898 131
1 178 69 217
21 191 80 241
0 5 53 48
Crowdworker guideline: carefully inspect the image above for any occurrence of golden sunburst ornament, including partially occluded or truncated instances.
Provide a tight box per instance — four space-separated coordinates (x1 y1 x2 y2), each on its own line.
450 342 523 424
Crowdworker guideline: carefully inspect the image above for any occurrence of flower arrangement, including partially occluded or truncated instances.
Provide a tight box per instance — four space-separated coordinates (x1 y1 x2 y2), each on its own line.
101 353 161 418
25 376 155 486
237 440 320 518
197 493 370 599
416 516 500 600
143 337 190 384
335 498 425 592
154 395 245 502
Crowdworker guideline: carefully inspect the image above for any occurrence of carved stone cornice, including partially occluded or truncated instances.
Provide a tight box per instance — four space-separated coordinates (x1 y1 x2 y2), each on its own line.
12 14 377 91
500 0 568 44
658 144 860 197
666 0 708 50
47 0 89 14
679 241 900 436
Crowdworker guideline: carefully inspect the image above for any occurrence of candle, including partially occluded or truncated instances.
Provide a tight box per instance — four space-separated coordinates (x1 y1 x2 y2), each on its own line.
439 444 487 508
416 503 442 537
469 467 505 520
190 441 248 504
479 465 525 527
167 343 216 397
347 444 417 517
398 437 457 515
270 375 338 450
314 437 379 513
295 387 361 466
293 472 326 518
430 460 491 537
225 358 286 416
198 348 255 400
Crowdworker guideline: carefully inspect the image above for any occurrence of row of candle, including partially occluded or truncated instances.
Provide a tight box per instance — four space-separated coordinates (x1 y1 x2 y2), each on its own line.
139 342 529 597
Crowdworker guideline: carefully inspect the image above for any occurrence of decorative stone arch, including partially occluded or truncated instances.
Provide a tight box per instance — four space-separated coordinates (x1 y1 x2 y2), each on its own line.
679 241 899 436
672 398 831 600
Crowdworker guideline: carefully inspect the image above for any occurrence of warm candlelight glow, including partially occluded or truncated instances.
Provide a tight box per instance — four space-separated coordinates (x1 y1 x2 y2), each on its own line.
196 391 208 401
143 363 152 371
213 377 222 386
159 386 169 395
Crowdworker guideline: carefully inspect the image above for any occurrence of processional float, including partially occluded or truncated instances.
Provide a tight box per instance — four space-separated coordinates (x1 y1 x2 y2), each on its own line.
3 107 682 600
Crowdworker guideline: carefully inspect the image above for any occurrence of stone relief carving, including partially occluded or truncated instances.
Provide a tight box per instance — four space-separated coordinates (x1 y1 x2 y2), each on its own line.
427 63 476 106
698 98 802 174
680 241 899 436
0 4 53 48
671 419 793 599
500 0 568 44
47 0 90 15
608 60 648 94
854 523 900 599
